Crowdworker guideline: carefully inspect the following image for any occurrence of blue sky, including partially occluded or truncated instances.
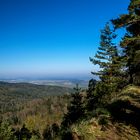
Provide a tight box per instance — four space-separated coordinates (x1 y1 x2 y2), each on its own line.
0 0 129 79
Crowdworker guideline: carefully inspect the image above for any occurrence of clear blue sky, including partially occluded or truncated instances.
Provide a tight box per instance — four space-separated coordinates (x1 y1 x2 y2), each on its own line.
0 0 129 79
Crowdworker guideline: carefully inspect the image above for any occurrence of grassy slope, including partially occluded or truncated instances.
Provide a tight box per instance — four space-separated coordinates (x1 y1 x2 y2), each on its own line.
70 85 140 140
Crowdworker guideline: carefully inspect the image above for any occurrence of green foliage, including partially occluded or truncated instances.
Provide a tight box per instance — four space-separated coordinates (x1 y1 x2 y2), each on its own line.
86 81 115 114
30 135 39 140
98 117 108 126
30 130 41 140
0 82 72 116
112 0 140 85
20 124 32 140
0 82 72 139
0 82 71 121
43 123 60 140
86 22 128 118
90 22 121 83
88 23 125 110
61 129 73 140
94 108 110 117
0 121 17 140
86 79 97 111
62 84 85 127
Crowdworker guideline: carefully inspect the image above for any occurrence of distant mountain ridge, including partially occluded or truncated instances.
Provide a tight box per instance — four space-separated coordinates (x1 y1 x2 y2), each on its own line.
0 78 89 88
0 81 73 97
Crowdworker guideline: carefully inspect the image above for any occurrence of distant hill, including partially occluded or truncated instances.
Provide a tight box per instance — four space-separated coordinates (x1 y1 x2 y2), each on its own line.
0 81 73 132
1 78 89 88
0 81 73 114
0 81 73 97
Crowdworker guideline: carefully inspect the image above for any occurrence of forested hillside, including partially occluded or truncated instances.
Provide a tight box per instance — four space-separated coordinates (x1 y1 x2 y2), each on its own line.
0 82 73 139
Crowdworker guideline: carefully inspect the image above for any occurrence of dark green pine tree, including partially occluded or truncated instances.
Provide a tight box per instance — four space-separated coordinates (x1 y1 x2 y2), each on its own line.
90 22 122 90
112 0 140 85
20 124 32 140
43 123 60 140
86 79 97 111
61 84 85 127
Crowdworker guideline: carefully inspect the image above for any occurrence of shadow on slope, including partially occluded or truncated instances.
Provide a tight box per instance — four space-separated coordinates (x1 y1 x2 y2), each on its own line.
108 85 140 131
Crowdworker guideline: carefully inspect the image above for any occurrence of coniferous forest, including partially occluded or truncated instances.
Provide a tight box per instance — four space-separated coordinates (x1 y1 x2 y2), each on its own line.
1 0 140 139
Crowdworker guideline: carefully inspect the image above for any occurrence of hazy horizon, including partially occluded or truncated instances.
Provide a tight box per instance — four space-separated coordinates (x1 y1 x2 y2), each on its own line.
0 73 93 81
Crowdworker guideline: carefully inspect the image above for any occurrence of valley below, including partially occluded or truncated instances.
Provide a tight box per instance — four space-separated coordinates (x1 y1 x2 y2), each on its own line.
0 81 73 137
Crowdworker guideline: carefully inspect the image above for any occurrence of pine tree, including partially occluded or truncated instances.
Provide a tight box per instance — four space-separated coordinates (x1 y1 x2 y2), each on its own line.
20 124 32 140
86 79 97 111
61 84 85 127
112 0 140 85
90 22 123 91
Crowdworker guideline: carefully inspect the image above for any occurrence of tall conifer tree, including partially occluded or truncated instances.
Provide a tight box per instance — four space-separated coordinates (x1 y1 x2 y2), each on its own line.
61 84 84 127
90 22 122 87
86 23 124 111
112 0 140 85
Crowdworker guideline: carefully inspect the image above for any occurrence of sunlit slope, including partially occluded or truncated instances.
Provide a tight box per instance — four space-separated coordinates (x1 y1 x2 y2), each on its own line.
69 85 140 140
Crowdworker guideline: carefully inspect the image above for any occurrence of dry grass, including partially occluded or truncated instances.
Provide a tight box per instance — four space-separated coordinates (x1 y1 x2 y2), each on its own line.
122 85 140 95
71 118 140 140
70 85 140 140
